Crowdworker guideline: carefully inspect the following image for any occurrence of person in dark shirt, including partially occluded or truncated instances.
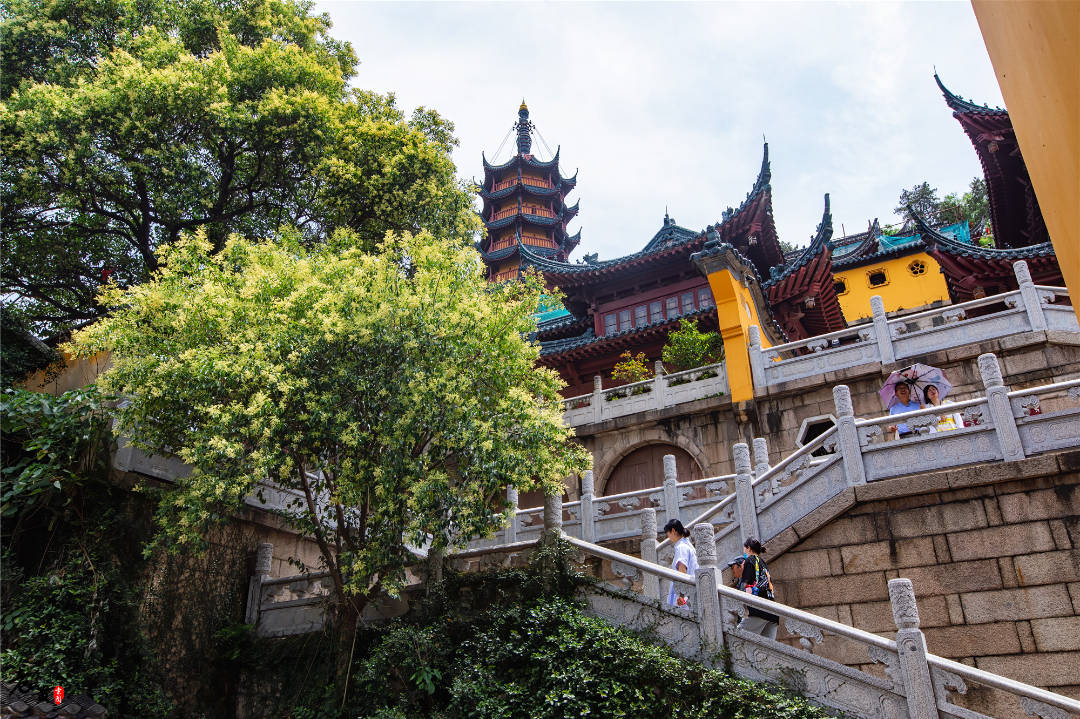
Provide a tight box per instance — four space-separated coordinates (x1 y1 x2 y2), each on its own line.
730 537 779 639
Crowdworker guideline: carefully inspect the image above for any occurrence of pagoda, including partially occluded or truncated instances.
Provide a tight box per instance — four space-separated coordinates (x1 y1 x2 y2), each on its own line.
478 102 580 282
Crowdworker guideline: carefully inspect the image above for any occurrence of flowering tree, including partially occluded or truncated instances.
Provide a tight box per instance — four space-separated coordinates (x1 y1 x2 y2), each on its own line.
71 230 590 689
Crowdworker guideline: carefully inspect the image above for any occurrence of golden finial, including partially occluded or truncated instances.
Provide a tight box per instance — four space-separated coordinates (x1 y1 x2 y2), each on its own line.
519 98 528 111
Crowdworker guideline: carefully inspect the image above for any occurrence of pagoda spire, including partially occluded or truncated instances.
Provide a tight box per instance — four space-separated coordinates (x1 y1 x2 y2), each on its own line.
515 100 533 155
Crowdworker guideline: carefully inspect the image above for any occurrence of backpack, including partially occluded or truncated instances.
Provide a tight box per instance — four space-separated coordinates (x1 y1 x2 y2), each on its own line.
741 555 775 600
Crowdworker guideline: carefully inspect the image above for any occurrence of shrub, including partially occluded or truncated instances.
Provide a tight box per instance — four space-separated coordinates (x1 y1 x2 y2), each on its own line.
611 351 652 385
662 318 724 372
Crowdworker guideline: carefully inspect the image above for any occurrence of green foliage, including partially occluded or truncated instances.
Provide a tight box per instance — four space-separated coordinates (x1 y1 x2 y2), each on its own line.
0 304 60 388
70 231 590 624
662 318 725 373
893 177 988 234
351 595 832 719
0 385 111 523
1 0 477 337
894 181 941 223
611 351 652 385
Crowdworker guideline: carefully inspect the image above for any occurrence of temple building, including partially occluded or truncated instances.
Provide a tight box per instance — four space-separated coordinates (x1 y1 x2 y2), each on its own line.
477 79 1065 404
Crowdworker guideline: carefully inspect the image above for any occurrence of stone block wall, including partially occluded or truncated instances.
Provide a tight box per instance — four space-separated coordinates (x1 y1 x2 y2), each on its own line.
766 452 1080 712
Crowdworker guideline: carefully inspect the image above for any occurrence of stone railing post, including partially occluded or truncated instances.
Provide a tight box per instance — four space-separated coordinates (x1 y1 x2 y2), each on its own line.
662 454 681 525
980 353 1025 462
733 443 760 543
752 436 770 477
833 384 867 485
653 360 666 410
1014 260 1048 332
871 295 896 365
505 486 519 543
543 491 563 545
245 542 273 624
580 471 596 543
693 522 724 651
592 375 604 423
640 508 660 600
889 578 938 719
748 325 767 389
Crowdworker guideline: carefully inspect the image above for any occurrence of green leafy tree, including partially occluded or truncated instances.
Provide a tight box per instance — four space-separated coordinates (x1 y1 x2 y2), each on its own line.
894 177 988 234
1 0 477 339
611 351 652 384
894 181 942 223
661 318 725 372
69 230 590 695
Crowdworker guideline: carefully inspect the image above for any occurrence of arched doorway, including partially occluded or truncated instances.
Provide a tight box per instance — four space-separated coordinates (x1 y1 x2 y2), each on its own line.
603 444 702 495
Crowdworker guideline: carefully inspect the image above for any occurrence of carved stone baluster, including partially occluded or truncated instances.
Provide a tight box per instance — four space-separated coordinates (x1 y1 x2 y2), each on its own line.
833 385 866 485
506 486 519 543
580 471 595 543
980 353 1025 462
693 522 723 651
1014 260 1048 332
871 295 895 365
640 508 660 600
592 374 603 424
748 325 767 389
889 578 937 719
245 542 274 625
663 454 681 525
654 360 666 411
733 443 760 543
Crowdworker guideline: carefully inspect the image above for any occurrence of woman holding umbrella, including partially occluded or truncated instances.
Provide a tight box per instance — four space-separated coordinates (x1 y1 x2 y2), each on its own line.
923 384 964 432
880 363 956 438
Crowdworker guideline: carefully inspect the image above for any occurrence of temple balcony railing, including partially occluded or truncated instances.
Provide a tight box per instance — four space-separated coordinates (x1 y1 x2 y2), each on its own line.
468 353 1080 563
492 269 519 282
560 360 728 428
749 260 1077 390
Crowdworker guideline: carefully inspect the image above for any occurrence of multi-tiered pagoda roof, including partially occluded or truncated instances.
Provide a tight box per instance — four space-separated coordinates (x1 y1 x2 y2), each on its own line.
477 103 581 281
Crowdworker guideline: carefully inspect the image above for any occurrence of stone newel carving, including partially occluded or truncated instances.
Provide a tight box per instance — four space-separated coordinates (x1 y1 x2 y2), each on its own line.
889 578 937 719
663 454 681 525
245 542 275 624
871 295 896 365
752 437 770 477
979 352 1025 462
506 486 519 543
747 325 766 388
693 522 723 650
733 443 760 542
1014 259 1048 332
833 384 866 485
640 508 659 599
580 471 596 543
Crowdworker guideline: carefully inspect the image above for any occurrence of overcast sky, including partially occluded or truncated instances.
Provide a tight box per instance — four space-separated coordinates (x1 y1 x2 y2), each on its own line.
315 1 1004 259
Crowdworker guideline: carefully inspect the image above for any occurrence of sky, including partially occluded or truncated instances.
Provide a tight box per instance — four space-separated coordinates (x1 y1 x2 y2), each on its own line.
314 1 1005 260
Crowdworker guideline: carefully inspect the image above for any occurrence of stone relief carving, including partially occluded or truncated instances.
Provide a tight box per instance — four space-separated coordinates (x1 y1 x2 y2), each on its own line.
1004 296 1021 309
609 561 640 590
1068 386 1080 402
962 406 985 426
1020 696 1070 719
907 414 940 435
784 617 824 652
942 308 967 323
867 646 901 690
1016 396 1041 417
931 666 968 704
1037 290 1057 305
705 481 730 496
807 339 828 353
859 425 883 445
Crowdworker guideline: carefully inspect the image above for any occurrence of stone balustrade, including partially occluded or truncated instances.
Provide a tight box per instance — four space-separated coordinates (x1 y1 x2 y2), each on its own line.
472 353 1080 570
561 360 729 426
562 524 1080 719
749 261 1077 390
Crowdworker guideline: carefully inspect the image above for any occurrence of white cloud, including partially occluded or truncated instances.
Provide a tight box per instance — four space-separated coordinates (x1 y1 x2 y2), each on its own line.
316 1 1003 256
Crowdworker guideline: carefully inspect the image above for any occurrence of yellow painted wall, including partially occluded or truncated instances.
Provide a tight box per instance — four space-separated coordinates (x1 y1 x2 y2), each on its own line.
972 1 1079 322
21 351 111 396
705 269 773 403
833 251 951 321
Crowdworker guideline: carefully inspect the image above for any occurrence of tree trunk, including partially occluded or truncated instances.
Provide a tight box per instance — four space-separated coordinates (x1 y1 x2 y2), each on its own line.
333 603 361 715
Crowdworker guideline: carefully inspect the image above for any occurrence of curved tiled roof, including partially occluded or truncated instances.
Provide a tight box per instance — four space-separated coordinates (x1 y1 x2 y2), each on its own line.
479 180 568 202
642 215 700 253
537 306 719 357
689 239 791 344
482 147 562 173
763 194 832 289
911 211 1056 259
934 72 1008 117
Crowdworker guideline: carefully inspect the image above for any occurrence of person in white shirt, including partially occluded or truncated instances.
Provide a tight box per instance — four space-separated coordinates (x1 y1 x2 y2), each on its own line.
663 519 698 608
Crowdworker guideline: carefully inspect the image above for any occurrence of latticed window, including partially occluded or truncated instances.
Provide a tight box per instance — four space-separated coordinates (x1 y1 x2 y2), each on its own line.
650 301 663 323
681 292 695 314
909 260 927 276
834 278 848 295
666 296 680 319
698 288 713 309
635 305 648 328
867 269 888 287
619 309 632 331
604 313 617 335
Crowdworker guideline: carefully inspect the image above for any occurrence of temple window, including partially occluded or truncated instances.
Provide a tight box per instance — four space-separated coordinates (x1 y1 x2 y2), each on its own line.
666 296 680 319
681 292 695 314
908 260 927 276
634 305 648 328
867 269 888 287
650 301 663 323
604 313 617 335
834 278 848 295
618 309 632 331
698 288 713 309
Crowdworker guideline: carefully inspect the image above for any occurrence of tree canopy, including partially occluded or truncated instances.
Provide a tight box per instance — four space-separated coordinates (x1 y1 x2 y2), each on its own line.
892 177 989 234
69 229 590 620
1 0 477 339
